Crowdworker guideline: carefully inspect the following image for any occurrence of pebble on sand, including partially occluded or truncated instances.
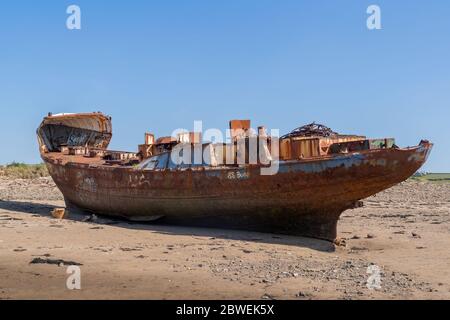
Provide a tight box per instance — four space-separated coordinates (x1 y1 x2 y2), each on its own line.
51 208 67 220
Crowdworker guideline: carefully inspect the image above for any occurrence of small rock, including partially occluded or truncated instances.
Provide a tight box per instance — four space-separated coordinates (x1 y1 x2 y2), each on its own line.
345 261 354 268
296 291 309 298
51 208 67 220
82 214 98 223
334 238 346 246
366 233 375 239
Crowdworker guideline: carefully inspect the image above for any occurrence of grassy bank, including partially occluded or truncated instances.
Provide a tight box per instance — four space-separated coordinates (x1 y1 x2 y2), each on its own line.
0 162 49 179
411 173 450 183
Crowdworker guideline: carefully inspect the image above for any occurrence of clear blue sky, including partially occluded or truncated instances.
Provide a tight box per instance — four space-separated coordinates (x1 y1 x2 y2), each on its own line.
0 1 449 171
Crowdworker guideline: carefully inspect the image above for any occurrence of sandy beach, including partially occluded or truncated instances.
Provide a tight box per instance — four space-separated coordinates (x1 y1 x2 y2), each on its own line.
0 176 449 300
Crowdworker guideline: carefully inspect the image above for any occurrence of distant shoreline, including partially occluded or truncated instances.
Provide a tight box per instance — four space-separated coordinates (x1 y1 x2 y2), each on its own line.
411 173 450 182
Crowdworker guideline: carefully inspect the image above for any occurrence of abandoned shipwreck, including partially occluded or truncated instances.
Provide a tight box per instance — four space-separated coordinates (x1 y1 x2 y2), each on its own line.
37 112 432 241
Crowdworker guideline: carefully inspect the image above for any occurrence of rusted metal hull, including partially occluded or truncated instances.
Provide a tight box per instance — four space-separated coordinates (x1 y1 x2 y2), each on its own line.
41 143 432 241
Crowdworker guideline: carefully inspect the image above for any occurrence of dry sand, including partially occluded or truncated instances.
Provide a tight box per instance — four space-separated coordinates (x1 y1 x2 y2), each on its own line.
0 176 449 300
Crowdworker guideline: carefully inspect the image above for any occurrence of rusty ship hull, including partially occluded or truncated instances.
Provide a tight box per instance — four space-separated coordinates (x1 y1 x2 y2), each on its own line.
37 113 432 241
41 145 430 241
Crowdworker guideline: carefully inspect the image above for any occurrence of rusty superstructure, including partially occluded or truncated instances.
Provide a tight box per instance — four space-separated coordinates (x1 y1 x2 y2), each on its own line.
37 112 433 241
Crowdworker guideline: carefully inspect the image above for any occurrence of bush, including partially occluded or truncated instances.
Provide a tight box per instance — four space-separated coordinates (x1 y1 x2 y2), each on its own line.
0 162 49 179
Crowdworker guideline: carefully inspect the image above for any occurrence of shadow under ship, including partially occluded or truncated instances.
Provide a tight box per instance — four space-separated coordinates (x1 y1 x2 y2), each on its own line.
37 112 432 241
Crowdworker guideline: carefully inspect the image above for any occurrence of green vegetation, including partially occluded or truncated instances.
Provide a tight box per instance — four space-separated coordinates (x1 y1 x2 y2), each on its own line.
0 162 49 179
411 173 450 183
